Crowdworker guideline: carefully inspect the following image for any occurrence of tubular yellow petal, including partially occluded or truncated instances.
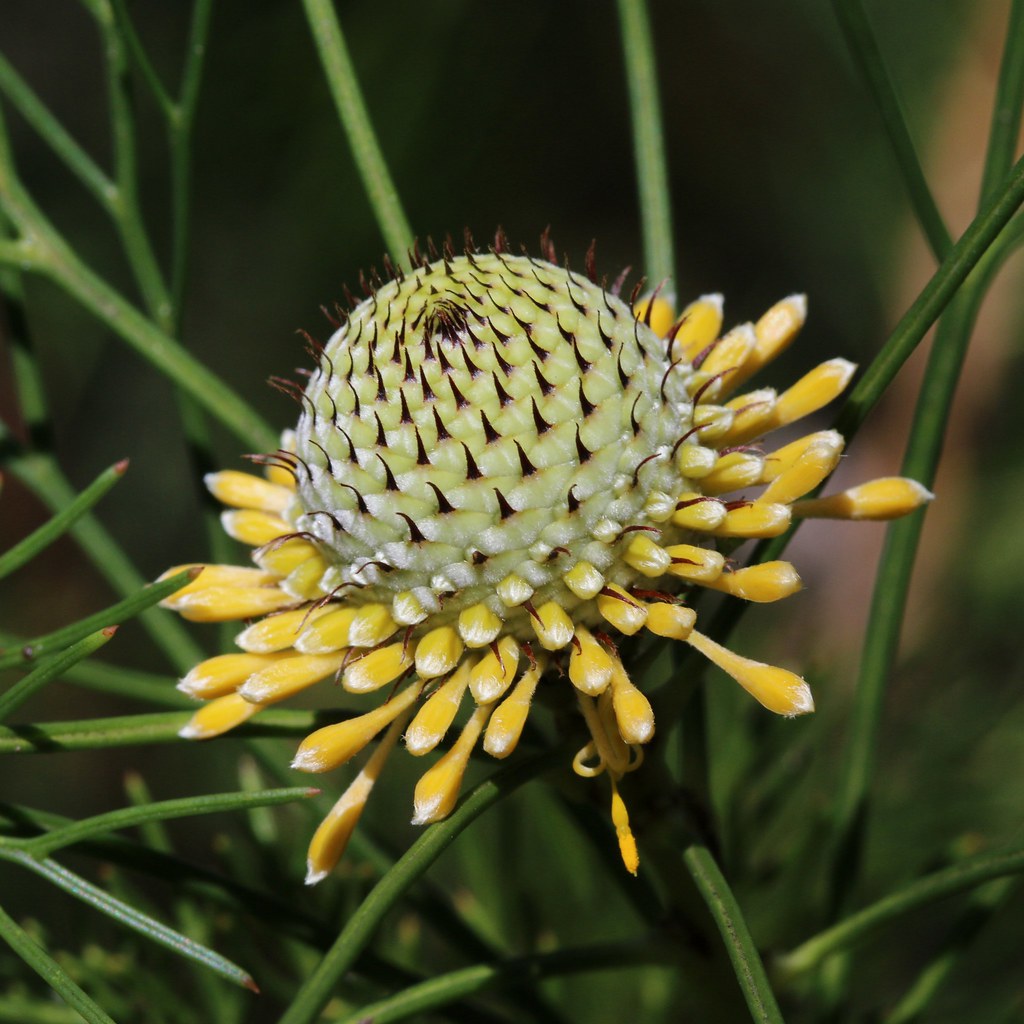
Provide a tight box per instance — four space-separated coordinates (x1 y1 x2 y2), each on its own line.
411 704 492 825
760 434 844 504
793 477 934 520
158 565 277 607
172 585 294 622
608 657 654 745
235 606 331 653
457 602 503 648
623 535 671 577
530 601 575 650
178 652 287 699
563 561 605 601
644 602 696 640
686 629 814 717
405 662 471 755
711 502 791 538
220 509 291 546
469 636 521 704
343 641 414 694
672 495 727 532
305 712 408 885
205 470 293 514
237 652 345 704
179 693 260 739
760 430 845 483
264 462 297 490
483 665 542 758
597 585 648 635
774 358 856 426
724 293 806 392
664 544 725 583
692 404 735 442
701 561 803 602
254 538 321 577
671 293 723 362
294 606 358 654
718 388 777 445
568 625 615 696
414 626 464 678
700 451 766 495
698 322 757 379
348 604 397 648
392 591 428 626
292 680 421 773
634 294 676 338
282 555 329 599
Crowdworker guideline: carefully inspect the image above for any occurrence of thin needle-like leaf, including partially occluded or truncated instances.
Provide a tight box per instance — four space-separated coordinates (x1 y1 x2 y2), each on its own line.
0 627 117 722
12 786 318 859
0 902 116 1024
1 849 258 990
0 460 128 580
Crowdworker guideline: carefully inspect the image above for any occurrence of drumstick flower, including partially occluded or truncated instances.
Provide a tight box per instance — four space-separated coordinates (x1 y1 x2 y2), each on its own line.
159 236 932 882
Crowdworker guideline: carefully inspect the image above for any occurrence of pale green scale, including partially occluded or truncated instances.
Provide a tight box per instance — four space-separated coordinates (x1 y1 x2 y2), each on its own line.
287 253 707 632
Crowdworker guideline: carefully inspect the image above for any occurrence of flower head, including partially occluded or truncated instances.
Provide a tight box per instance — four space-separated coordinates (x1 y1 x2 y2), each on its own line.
160 241 931 882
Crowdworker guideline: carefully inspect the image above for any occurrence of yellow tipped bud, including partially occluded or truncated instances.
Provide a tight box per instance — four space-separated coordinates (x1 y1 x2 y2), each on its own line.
712 501 791 538
392 591 428 626
158 564 276 603
292 681 421 773
411 704 491 825
664 544 725 583
414 626 464 678
610 779 640 875
254 539 321 578
530 601 575 650
775 358 856 425
609 658 654 745
496 573 535 607
727 293 807 390
237 652 345 705
698 322 757 379
623 535 671 577
793 477 934 520
178 652 286 699
568 625 615 696
634 294 676 338
282 554 329 599
469 636 520 703
205 470 293 514
643 602 696 640
597 584 648 635
220 509 291 546
700 451 766 495
305 713 406 885
693 403 735 441
294 607 358 654
405 663 470 755
483 665 541 758
457 602 503 647
348 604 397 648
343 641 413 693
676 444 717 478
702 561 802 602
263 461 296 490
563 561 605 600
672 494 728 532
671 293 723 362
179 692 260 739
686 629 814 716
761 434 844 504
237 606 331 653
719 387 777 444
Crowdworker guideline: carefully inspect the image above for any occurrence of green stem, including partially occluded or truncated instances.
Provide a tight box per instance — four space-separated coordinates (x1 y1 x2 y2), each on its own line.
277 746 564 1024
683 843 785 1024
832 0 952 260
0 627 116 723
777 843 1024 979
0 902 116 1024
300 0 414 266
615 0 676 290
336 938 682 1024
979 0 1024 204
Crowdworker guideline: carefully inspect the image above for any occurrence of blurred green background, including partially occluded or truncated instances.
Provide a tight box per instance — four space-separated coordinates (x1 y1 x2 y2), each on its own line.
2 1 1023 1021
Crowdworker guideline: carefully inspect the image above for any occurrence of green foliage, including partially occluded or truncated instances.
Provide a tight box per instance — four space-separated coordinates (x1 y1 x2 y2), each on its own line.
1 2 1023 1022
